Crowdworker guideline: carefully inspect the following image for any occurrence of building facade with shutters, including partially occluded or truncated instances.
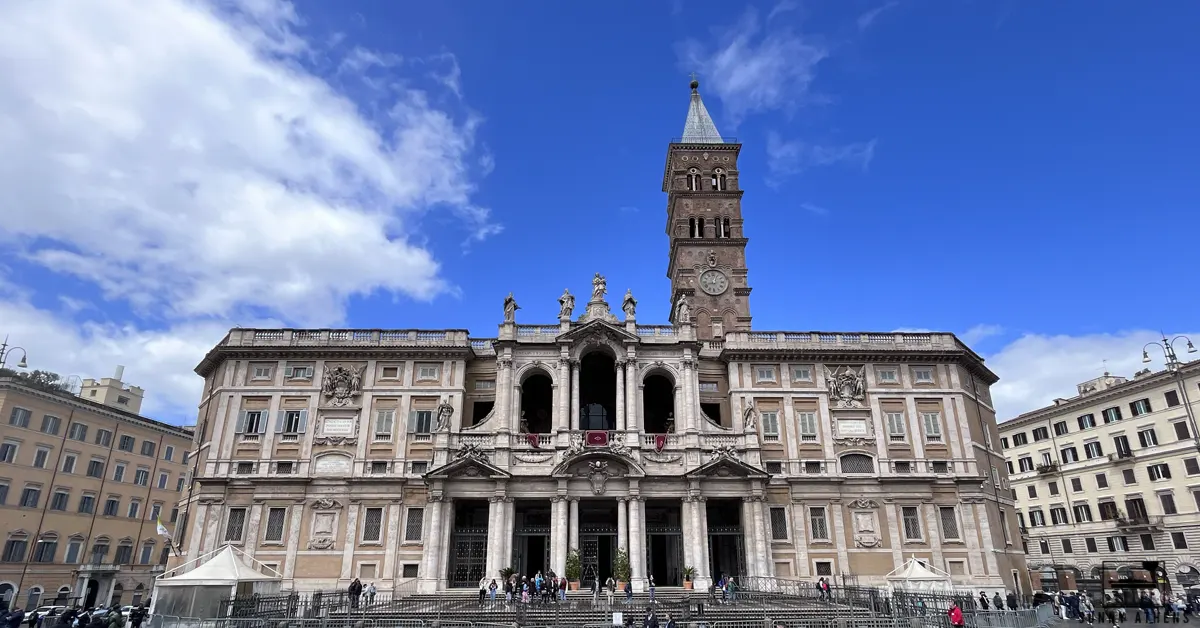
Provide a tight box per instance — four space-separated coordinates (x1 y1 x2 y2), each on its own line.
0 375 193 610
178 81 1025 595
999 361 1200 594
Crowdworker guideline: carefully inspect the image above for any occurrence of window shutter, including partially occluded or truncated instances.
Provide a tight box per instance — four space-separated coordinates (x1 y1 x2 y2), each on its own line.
235 411 247 434
257 412 268 434
276 412 286 433
408 411 418 433
298 410 308 433
283 367 294 378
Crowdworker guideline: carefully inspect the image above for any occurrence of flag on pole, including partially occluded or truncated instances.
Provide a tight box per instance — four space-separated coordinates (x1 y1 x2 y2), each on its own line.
157 516 181 556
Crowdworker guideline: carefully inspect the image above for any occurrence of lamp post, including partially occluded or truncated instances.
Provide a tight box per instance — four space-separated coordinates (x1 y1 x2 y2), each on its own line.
1143 333 1199 451
0 335 29 370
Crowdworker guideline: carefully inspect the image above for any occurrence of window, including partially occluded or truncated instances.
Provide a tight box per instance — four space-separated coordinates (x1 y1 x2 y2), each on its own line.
765 461 782 474
1186 458 1200 476
1001 437 1009 449
1005 460 1014 474
64 539 82 564
1028 509 1045 527
417 365 440 381
32 447 49 469
1018 457 1034 472
840 454 874 474
1053 421 1069 436
760 411 779 441
86 459 104 478
1102 407 1123 423
164 446 174 461
1073 504 1092 523
1032 427 1049 442
1138 428 1159 448
157 472 168 489
887 413 906 442
1048 481 1059 496
1027 486 1037 499
711 168 727 191
237 410 266 434
170 507 179 523
901 506 922 540
1095 473 1108 489
114 543 133 564
225 508 247 542
1078 414 1096 430
809 507 830 540
59 454 76 473
284 365 313 380
150 503 161 520
1130 398 1152 417
139 543 155 565
1085 538 1098 553
1123 468 1137 484
698 381 718 393
1060 446 1078 463
94 429 112 447
1084 441 1103 458
1108 536 1129 552
792 366 812 382
1041 452 1053 466
1038 540 1050 555
0 440 16 463
686 168 701 191
8 407 31 428
769 507 788 540
128 500 141 519
279 410 307 434
252 365 273 380
410 461 429 475
78 494 95 514
1175 422 1191 441
1070 477 1083 492
264 507 287 542
1114 435 1132 457
361 507 384 543
1062 539 1073 554
409 410 433 434
404 507 425 541
113 464 126 482
134 468 149 486
236 462 255 475
1166 390 1181 407
103 497 119 516
922 412 942 442
67 423 87 441
50 490 69 511
931 461 949 474
118 435 135 452
1097 501 1119 521
797 412 817 442
876 369 898 384
1149 463 1172 481
755 367 777 383
177 476 186 491
2 536 27 562
369 461 388 475
40 415 61 435
1141 534 1156 551
20 486 40 508
1161 492 1178 515
913 367 934 384
1173 532 1188 550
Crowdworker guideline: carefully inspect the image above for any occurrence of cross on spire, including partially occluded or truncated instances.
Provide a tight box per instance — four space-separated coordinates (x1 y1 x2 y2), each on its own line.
689 72 698 82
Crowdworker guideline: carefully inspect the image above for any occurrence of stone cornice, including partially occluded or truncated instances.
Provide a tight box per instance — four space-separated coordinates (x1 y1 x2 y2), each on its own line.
1000 361 1200 428
195 344 474 377
0 377 193 439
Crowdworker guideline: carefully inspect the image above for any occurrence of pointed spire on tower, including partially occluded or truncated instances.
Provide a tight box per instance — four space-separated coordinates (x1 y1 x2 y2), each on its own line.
681 76 725 144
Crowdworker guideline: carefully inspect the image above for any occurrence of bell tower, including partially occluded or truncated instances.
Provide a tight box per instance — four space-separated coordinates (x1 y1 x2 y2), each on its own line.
663 79 751 340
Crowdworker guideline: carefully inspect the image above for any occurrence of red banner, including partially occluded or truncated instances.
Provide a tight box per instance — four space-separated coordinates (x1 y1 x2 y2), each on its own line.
527 433 540 448
654 434 667 453
585 430 609 447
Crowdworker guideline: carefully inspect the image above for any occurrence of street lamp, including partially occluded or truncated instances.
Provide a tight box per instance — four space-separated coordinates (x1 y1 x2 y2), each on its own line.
1143 333 1199 451
0 335 29 370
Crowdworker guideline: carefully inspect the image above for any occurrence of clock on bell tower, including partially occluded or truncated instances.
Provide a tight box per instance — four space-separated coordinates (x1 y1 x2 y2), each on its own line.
662 79 752 340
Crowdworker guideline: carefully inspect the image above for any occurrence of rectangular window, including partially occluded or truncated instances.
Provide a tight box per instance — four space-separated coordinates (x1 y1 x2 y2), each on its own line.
264 507 287 542
410 461 429 475
1095 473 1108 488
1173 532 1188 550
134 468 149 486
417 365 440 381
150 503 161 520
761 411 779 440
164 446 174 461
1062 539 1073 554
118 435 135 452
887 412 906 442
913 367 934 383
279 410 306 434
40 415 61 435
755 367 777 383
2 539 27 562
64 540 81 564
1038 540 1050 555
94 429 112 447
876 369 898 384
792 366 813 382
901 506 922 540
1018 457 1034 472
1098 501 1120 520
139 544 154 565
698 381 718 393
1048 481 1059 496
67 423 87 441
225 508 247 542
128 500 141 519
1061 446 1079 463
103 497 120 516
1001 437 1009 449
1149 463 1172 481
1012 433 1028 446
0 441 16 463
1108 536 1129 552
140 440 156 457
1050 507 1069 525
157 472 168 489
797 412 817 442
404 507 425 541
1141 533 1156 551
1114 435 1132 457
410 410 433 434
113 464 126 482
1102 407 1123 424
50 490 69 511
1032 427 1049 442
809 507 830 540
237 410 266 434
1175 422 1191 441
1161 492 1178 515
1085 537 1098 553
939 506 960 539
1084 441 1103 458
114 544 132 564
1186 458 1200 476
1078 414 1096 430
362 507 384 543
769 507 788 540
1070 477 1084 492
32 539 56 563
252 365 272 380
78 494 95 514
59 454 78 473
32 447 49 469
1073 504 1092 523
284 365 313 380
1130 398 1152 417
1138 428 1159 448
1027 486 1037 499
1166 390 1181 407
922 412 942 442
86 459 104 478
20 486 40 508
8 407 31 428
177 477 186 491
1053 421 1069 436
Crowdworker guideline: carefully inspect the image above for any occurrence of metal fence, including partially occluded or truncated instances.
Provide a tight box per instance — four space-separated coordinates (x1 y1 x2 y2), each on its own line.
155 616 1053 628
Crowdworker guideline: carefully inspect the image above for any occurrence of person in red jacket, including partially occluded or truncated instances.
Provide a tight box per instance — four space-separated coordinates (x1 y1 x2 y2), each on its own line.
947 602 965 627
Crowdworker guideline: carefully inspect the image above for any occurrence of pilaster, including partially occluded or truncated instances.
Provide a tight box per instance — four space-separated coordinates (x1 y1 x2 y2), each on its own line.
628 496 645 591
570 360 581 430
340 502 361 581
615 360 627 431
486 496 505 580
694 496 712 587
617 498 629 552
557 356 571 432
568 498 580 552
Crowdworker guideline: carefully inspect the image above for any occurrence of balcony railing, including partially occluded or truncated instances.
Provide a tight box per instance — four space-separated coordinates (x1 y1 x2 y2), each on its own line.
721 331 960 352
1036 462 1059 475
1108 450 1135 463
222 329 471 348
1116 515 1163 530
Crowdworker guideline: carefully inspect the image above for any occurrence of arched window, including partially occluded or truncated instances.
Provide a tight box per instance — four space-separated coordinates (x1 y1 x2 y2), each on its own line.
688 217 697 238
90 537 111 564
115 540 134 565
111 583 123 606
712 168 727 191
2 531 28 563
139 541 156 565
839 453 874 474
55 586 71 605
686 168 701 191
132 584 146 606
697 217 706 238
26 586 42 609
723 217 731 238
33 533 57 563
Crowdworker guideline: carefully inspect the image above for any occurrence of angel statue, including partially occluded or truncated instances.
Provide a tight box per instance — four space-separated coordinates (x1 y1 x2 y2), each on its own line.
591 272 607 302
558 289 575 319
742 402 758 431
503 292 520 323
622 289 637 319
675 294 691 324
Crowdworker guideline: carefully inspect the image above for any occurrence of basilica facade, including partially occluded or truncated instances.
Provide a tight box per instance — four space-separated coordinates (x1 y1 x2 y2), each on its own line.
178 82 1027 595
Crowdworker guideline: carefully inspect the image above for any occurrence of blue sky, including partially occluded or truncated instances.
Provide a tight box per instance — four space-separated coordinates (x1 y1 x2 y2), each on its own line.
0 0 1197 424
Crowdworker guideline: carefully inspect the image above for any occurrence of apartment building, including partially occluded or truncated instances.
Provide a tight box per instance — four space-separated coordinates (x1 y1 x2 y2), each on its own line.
0 372 193 610
999 361 1200 594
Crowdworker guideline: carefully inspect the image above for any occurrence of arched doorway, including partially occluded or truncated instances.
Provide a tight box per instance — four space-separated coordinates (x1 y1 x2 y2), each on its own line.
643 374 675 433
579 352 616 430
520 372 553 434
0 584 13 611
85 580 99 609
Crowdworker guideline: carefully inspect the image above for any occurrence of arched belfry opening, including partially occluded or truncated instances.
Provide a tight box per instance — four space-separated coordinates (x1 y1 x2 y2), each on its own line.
643 373 675 433
520 371 553 433
579 351 616 430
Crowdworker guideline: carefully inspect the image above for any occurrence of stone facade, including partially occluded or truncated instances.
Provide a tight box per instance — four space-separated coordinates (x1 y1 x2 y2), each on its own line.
177 83 1026 595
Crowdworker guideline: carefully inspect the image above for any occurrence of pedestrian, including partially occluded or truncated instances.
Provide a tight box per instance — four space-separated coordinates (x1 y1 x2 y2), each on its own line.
488 579 498 606
127 606 145 628
478 576 488 606
365 582 376 606
592 577 600 606
347 578 362 610
947 602 965 627
625 580 633 605
648 575 656 604
606 576 616 607
993 591 1003 611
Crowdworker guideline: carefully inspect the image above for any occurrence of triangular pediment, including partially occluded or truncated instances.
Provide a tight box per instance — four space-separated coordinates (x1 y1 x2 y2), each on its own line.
426 453 511 480
685 454 769 479
558 319 638 344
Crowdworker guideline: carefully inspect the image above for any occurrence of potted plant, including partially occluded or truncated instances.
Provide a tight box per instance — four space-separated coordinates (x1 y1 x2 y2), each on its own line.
682 566 695 590
566 549 582 590
614 548 631 590
499 566 516 581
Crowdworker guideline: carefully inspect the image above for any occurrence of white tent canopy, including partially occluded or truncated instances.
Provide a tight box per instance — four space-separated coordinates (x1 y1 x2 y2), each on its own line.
886 557 953 593
151 545 282 618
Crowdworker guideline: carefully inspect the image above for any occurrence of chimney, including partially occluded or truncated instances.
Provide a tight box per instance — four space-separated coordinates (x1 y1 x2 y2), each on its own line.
113 365 125 381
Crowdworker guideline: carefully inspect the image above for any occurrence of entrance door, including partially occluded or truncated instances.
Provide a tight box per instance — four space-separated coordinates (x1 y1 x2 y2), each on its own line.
647 533 684 586
580 534 616 588
514 534 549 577
448 526 489 587
85 580 100 609
708 530 745 581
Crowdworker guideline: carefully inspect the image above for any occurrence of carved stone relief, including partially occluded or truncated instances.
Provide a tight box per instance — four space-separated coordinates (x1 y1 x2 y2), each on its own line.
824 365 867 409
321 365 364 408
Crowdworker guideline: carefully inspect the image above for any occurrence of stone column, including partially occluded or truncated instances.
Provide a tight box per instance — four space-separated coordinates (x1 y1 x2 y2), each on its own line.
758 499 774 576
682 358 697 431
569 498 580 552
680 497 696 582
496 357 513 431
626 356 639 431
615 360 627 431
419 497 446 592
696 497 712 585
629 497 645 592
557 357 571 432
340 503 361 580
486 497 505 579
502 498 515 572
617 498 629 552
741 498 760 576
570 360 581 430
551 497 568 577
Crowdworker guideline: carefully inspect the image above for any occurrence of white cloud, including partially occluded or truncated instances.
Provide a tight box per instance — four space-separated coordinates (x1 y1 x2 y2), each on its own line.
0 0 497 328
987 329 1200 420
676 8 828 125
799 202 829 216
857 1 900 32
766 132 877 181
961 323 1004 347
